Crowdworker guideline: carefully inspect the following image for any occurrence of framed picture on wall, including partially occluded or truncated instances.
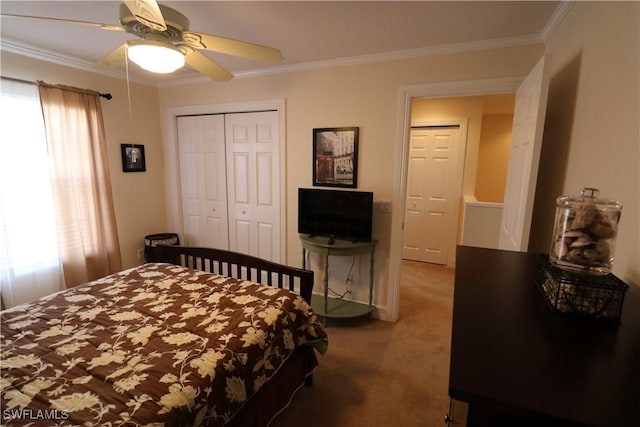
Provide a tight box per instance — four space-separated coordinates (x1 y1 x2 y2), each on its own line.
121 144 146 172
313 127 359 188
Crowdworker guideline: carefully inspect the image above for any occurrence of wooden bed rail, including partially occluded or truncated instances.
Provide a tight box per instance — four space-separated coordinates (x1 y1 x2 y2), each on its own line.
153 245 314 304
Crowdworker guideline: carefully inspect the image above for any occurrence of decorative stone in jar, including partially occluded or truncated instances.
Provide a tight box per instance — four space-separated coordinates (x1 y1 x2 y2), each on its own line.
550 188 622 275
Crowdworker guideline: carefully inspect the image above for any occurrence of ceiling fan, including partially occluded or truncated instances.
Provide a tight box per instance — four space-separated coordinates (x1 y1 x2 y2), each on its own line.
1 0 284 82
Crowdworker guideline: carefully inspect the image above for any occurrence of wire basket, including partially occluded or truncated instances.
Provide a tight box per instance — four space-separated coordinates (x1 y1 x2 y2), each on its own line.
536 255 629 324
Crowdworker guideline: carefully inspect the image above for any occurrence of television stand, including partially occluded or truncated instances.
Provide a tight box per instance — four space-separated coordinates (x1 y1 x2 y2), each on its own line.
300 234 376 319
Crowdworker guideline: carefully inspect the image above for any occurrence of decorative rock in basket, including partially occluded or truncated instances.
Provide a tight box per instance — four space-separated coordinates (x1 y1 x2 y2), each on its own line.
536 255 629 324
539 188 628 324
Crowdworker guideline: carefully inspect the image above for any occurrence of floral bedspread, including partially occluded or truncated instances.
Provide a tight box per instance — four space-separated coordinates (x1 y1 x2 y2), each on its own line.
0 263 328 426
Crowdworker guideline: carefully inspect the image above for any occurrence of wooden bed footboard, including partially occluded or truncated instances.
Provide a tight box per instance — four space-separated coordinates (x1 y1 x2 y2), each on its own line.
153 245 314 304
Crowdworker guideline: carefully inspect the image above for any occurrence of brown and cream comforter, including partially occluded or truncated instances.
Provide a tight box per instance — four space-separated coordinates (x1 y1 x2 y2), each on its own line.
0 263 328 426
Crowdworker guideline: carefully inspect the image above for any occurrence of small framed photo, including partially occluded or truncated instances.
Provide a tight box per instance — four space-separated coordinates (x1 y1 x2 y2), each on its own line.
313 127 359 188
121 144 146 172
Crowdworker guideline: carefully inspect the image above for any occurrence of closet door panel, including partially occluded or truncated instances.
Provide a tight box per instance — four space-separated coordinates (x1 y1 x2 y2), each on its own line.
233 220 251 255
257 222 274 260
177 115 229 249
256 152 273 206
231 152 250 204
225 112 280 262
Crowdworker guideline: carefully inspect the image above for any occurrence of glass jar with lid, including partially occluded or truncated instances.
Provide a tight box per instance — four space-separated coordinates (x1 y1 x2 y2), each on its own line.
549 188 623 275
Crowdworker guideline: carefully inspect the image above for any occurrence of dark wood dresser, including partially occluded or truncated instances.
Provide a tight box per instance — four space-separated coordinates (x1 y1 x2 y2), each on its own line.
449 246 640 427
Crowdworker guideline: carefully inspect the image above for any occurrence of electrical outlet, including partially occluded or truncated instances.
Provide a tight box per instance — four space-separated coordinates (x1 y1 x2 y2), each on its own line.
375 200 392 213
137 248 145 261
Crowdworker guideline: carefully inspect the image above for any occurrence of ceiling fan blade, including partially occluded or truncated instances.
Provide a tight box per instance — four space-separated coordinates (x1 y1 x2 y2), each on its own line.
96 43 128 69
183 48 233 82
182 31 283 65
0 13 123 31
123 0 166 32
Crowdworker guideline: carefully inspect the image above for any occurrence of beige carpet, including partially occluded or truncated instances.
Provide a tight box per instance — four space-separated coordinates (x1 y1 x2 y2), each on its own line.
271 260 456 427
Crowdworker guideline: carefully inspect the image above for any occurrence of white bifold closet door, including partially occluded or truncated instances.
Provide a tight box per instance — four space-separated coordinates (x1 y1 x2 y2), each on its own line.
402 126 461 265
177 111 281 262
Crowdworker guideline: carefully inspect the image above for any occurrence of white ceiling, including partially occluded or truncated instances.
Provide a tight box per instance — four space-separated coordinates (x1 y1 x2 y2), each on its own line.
0 1 563 86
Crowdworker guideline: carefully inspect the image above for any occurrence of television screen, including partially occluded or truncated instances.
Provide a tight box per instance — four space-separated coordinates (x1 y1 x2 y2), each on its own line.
298 188 373 242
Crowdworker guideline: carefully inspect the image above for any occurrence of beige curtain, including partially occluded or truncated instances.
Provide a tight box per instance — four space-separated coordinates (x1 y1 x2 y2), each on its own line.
38 82 122 287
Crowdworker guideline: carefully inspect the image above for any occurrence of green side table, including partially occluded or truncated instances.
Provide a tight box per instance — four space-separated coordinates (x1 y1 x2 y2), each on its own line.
300 234 376 319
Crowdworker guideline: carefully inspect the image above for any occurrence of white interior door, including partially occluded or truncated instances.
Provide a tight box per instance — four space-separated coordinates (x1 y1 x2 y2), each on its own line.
225 111 281 262
177 115 229 249
402 126 461 264
499 56 551 251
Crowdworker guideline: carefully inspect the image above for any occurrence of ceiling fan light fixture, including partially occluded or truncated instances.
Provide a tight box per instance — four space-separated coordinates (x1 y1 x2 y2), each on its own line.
127 41 185 73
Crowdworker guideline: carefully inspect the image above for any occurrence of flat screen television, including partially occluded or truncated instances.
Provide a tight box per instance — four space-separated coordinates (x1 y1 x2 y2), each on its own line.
298 188 374 242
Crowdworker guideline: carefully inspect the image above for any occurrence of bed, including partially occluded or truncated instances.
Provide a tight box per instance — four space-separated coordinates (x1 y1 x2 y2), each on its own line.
0 245 328 426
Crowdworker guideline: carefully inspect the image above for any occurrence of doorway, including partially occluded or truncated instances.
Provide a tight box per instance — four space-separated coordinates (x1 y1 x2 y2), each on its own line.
386 77 522 322
390 58 550 322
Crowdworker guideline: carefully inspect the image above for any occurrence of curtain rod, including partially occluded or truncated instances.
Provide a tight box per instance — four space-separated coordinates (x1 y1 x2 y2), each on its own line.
1 76 113 100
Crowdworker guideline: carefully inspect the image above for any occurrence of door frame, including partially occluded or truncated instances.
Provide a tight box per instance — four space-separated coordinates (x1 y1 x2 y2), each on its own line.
163 99 286 262
404 121 467 266
385 78 522 322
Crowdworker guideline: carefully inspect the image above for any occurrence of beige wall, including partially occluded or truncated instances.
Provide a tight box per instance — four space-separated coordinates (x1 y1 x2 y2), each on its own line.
158 44 544 313
476 114 512 203
530 1 639 288
0 51 167 269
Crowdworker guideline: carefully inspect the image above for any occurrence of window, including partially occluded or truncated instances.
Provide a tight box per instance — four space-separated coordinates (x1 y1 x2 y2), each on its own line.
0 79 63 308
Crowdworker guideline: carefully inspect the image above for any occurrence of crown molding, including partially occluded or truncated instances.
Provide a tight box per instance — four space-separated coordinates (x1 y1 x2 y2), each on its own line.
1 39 92 69
1 38 154 86
157 33 544 88
3 32 547 89
541 1 574 41
244 34 543 76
